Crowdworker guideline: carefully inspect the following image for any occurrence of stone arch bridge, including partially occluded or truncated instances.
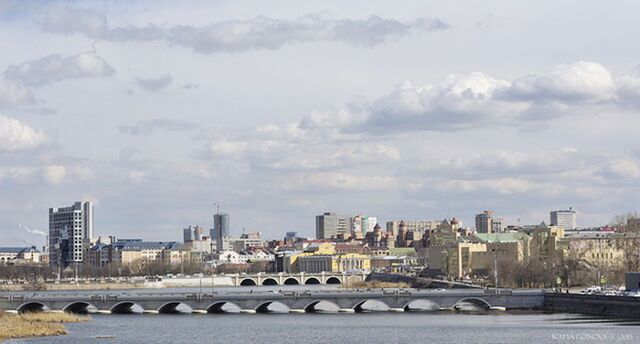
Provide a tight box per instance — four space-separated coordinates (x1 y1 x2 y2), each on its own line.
231 272 363 286
0 289 544 314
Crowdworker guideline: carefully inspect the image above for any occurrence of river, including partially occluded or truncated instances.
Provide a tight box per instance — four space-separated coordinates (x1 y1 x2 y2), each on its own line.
6 311 640 344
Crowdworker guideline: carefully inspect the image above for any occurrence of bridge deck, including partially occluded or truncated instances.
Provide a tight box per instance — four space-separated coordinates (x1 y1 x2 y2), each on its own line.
0 289 545 314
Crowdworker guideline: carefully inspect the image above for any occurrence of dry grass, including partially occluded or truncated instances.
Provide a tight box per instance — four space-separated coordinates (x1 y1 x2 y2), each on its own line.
19 312 89 323
0 310 89 341
343 281 412 289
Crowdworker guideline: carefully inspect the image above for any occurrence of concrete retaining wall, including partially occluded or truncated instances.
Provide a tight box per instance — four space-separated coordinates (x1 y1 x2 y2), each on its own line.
544 293 640 319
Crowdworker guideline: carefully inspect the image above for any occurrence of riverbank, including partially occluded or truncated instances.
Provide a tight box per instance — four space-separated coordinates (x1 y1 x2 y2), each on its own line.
0 311 89 341
344 281 411 289
0 283 145 292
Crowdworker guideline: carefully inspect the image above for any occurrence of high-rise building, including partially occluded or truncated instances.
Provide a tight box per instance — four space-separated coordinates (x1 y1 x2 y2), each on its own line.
350 215 378 239
183 227 193 243
475 210 494 233
183 225 205 243
550 208 577 230
49 201 93 269
316 212 349 239
212 213 230 252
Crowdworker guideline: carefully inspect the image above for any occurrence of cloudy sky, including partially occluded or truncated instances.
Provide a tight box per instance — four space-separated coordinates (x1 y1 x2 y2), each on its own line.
2 0 640 245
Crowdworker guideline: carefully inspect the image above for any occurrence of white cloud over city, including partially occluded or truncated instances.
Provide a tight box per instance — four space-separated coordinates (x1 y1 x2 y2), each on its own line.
1 0 640 245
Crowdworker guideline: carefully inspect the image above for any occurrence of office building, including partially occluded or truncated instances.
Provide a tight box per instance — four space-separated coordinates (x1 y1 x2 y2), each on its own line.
475 210 494 233
550 208 577 230
316 212 349 239
492 218 505 233
350 215 378 239
212 212 230 252
49 201 94 269
184 225 205 243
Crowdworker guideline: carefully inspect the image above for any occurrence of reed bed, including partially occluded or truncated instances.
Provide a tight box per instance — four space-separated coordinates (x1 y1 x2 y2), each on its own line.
343 281 412 289
0 310 89 341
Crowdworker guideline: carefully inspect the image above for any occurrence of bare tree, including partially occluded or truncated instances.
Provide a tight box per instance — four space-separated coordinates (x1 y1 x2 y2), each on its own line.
612 213 640 272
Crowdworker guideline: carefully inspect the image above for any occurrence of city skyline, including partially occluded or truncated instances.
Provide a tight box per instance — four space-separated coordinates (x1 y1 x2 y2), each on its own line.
3 196 600 248
3 1 640 246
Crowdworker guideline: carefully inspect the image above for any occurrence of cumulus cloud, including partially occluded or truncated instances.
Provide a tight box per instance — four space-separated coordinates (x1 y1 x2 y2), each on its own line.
119 119 197 135
499 61 617 102
43 164 66 184
5 52 115 86
0 83 36 109
134 74 173 92
39 5 448 53
297 61 640 134
0 116 46 151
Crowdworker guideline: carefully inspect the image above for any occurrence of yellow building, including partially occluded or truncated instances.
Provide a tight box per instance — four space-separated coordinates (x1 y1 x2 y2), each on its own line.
428 240 487 279
567 235 625 270
528 223 565 265
332 253 371 272
284 242 336 273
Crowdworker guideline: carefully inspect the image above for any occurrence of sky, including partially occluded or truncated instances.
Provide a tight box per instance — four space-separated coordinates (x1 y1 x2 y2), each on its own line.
2 0 640 246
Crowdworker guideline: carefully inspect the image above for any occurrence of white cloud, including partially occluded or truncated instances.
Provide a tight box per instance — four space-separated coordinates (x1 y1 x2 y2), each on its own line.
297 61 637 134
5 52 115 86
168 15 447 53
0 83 36 109
43 164 66 185
39 6 448 53
500 61 617 102
0 116 46 151
598 159 640 179
134 74 173 92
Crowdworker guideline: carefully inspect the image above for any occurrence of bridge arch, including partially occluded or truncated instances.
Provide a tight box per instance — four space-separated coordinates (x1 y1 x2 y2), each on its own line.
262 278 278 286
158 301 192 314
240 278 257 286
325 277 341 284
303 300 340 313
283 277 300 285
353 299 390 313
63 301 97 314
110 301 143 314
207 301 241 313
16 301 48 314
255 301 290 313
452 297 492 310
304 277 321 285
403 299 441 312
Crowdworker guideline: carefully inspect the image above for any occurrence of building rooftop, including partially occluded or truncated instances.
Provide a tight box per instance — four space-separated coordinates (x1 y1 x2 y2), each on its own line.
389 247 416 256
0 247 40 254
473 232 530 243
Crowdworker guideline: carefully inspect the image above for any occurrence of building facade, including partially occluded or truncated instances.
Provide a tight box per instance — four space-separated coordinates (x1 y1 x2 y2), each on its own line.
475 210 494 233
316 212 349 239
213 213 230 252
49 201 94 269
550 208 577 230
